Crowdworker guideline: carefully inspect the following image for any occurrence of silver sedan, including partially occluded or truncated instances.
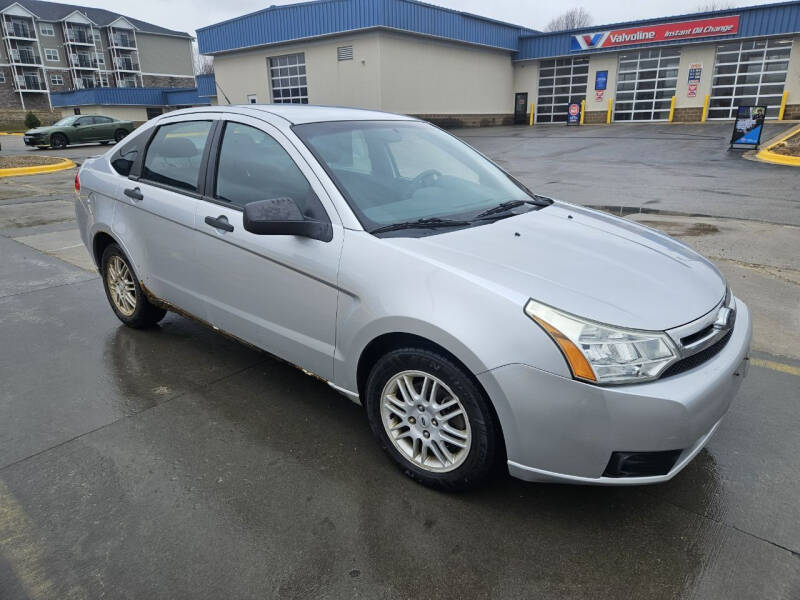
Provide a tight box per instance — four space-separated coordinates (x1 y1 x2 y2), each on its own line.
75 105 751 490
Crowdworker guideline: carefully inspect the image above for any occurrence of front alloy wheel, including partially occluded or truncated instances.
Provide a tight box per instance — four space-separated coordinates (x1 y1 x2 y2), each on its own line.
365 347 499 490
381 371 471 472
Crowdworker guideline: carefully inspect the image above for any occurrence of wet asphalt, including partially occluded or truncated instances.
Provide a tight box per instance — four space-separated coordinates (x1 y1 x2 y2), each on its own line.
1 123 799 599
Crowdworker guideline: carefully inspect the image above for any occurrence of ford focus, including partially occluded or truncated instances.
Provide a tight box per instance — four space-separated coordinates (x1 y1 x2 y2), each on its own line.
75 105 751 490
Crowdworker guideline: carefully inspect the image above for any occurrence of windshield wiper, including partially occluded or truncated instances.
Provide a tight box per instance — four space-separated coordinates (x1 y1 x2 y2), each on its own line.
473 197 550 221
369 217 472 234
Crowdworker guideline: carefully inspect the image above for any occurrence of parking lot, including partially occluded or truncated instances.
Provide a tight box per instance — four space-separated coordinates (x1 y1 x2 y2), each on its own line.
1 122 799 599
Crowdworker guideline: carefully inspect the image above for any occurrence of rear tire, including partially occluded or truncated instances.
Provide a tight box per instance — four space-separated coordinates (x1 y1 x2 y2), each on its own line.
101 244 166 329
50 133 68 149
114 129 128 143
364 347 499 491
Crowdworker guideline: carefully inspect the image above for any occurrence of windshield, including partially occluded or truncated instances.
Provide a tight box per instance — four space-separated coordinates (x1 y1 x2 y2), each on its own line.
293 120 535 230
52 116 78 126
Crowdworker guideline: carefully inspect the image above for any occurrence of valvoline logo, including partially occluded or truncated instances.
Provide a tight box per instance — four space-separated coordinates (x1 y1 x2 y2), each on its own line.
570 32 609 51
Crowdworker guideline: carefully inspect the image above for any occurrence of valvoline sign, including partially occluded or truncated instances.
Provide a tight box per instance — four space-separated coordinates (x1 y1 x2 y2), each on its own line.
570 15 739 51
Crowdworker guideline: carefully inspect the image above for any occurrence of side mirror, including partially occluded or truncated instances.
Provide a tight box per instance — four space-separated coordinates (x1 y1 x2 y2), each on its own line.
73 122 81 127
243 197 332 242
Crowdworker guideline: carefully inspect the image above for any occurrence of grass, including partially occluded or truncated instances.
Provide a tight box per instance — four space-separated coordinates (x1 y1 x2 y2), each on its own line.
770 130 800 157
0 155 65 169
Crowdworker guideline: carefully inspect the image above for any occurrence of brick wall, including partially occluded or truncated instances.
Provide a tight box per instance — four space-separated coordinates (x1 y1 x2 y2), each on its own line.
783 104 800 120
584 110 607 124
142 74 196 88
672 107 703 122
413 114 514 128
0 107 60 131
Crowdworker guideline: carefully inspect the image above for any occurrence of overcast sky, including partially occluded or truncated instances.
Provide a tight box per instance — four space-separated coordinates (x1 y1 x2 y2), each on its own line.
72 0 777 38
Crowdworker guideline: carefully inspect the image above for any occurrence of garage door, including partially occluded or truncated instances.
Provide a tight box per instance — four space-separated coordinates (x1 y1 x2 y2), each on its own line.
708 38 791 120
613 48 680 122
535 57 589 123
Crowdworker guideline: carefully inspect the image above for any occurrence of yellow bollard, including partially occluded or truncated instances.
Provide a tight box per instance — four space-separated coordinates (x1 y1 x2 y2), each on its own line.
668 96 676 122
529 102 534 126
701 94 709 122
606 99 613 124
778 91 788 120
580 99 585 125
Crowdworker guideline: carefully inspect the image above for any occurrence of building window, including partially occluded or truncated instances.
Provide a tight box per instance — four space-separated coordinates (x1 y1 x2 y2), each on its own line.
0 71 5 83
613 47 680 122
247 94 257 104
44 48 59 62
269 52 308 104
40 23 55 36
99 72 109 86
50 74 63 85
708 38 791 120
536 56 589 123
337 45 353 61
96 54 105 66
93 31 101 43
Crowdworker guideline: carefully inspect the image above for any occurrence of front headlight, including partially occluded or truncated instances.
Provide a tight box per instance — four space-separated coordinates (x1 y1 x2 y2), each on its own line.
524 299 678 385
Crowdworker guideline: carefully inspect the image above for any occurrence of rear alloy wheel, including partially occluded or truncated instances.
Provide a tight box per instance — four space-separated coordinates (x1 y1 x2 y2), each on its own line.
101 244 166 328
114 129 128 143
50 133 67 149
365 347 499 491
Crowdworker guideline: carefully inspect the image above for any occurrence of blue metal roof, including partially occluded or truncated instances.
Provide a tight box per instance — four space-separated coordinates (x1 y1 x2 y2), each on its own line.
518 1 800 59
197 0 800 60
50 87 211 107
197 0 535 54
196 73 217 98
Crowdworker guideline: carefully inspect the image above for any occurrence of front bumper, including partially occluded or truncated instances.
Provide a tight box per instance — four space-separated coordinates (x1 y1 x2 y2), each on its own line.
23 135 44 146
478 298 752 485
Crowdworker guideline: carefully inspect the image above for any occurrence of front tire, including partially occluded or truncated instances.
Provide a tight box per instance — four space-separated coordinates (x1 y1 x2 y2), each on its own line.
101 244 166 328
364 347 499 491
50 133 68 149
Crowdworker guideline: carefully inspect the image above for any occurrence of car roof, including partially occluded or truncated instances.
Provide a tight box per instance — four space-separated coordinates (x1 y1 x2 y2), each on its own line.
164 104 417 125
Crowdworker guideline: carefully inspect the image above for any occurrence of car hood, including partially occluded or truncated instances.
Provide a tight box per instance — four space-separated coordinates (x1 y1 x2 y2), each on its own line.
383 201 726 331
25 127 51 134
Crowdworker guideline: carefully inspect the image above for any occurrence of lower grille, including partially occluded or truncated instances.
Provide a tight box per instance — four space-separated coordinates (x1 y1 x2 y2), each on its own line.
662 330 733 378
603 449 682 478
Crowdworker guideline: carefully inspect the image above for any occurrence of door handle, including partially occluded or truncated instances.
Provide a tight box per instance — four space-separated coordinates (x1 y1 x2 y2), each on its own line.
205 215 234 232
124 187 143 201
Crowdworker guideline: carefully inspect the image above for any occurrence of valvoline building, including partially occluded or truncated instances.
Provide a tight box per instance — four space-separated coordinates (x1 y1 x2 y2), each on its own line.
197 0 800 126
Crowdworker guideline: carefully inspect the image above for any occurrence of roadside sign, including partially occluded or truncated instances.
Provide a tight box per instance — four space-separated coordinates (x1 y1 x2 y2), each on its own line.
595 70 608 91
567 102 581 126
730 105 766 149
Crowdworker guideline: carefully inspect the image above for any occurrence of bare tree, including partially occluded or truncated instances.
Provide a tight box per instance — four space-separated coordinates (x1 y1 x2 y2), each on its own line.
545 7 592 32
695 2 736 10
192 42 214 75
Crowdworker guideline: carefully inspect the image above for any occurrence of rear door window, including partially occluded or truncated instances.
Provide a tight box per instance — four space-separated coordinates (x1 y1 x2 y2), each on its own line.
110 130 149 176
214 121 328 221
141 120 212 192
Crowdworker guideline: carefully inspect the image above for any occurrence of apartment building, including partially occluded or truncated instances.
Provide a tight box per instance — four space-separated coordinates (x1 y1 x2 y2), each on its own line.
0 0 194 113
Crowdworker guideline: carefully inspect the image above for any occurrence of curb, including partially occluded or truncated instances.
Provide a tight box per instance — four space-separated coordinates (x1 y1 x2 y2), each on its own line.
755 124 800 166
0 132 24 135
0 157 76 178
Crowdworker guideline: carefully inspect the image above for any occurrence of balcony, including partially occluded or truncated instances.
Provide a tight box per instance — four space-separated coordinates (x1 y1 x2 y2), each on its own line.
3 21 36 40
74 78 98 90
14 75 46 91
10 49 41 65
114 57 140 72
110 33 136 49
70 54 98 69
65 28 94 45
119 79 138 88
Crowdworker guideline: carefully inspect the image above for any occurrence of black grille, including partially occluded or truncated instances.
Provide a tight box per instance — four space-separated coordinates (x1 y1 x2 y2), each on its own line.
603 450 682 478
662 330 733 378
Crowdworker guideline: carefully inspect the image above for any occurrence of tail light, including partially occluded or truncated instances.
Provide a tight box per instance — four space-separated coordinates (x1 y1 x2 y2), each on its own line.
74 172 80 192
